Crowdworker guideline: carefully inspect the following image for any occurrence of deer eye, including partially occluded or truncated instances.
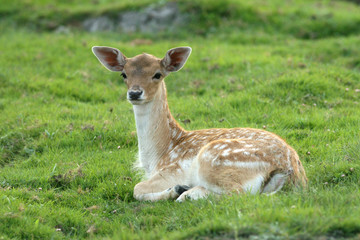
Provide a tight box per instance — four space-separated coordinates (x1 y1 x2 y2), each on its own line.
121 72 127 79
153 73 162 80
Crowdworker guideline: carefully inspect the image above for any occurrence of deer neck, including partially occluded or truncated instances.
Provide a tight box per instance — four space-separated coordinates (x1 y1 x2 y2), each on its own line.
132 81 184 176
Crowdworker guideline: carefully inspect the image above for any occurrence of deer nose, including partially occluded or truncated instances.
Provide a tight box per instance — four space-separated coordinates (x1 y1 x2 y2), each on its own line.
128 90 143 100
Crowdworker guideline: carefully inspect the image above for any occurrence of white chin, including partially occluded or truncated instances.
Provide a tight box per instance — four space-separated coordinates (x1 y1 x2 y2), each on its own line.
128 99 145 105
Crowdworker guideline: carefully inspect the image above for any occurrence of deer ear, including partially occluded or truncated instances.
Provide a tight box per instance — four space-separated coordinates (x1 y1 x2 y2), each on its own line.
161 47 192 72
92 46 126 72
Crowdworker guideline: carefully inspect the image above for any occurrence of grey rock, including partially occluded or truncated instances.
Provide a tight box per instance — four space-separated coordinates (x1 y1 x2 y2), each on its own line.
139 2 182 33
54 25 71 34
118 11 147 33
82 3 185 33
83 16 114 32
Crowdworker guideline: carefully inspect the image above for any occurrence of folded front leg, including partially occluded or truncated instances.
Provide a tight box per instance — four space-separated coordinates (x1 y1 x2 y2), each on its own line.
133 164 189 201
134 183 191 201
176 186 210 202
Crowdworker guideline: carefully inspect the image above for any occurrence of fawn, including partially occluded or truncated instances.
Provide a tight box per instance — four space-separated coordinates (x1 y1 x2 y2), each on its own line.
92 46 307 202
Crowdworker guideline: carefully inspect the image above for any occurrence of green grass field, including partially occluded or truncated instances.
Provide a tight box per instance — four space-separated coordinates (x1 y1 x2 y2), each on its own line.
1 0 360 239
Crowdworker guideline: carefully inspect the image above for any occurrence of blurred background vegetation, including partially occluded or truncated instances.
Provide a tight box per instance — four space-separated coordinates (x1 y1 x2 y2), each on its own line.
1 0 360 40
0 0 360 239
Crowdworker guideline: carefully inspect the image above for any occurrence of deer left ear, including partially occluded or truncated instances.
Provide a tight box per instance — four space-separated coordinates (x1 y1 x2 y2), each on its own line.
161 47 192 73
92 46 126 72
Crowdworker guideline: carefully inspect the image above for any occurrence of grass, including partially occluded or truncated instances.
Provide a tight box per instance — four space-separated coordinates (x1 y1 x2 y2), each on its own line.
0 0 360 239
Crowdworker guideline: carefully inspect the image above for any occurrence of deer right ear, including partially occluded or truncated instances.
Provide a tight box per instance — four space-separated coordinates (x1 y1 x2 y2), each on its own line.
92 46 126 72
161 47 192 73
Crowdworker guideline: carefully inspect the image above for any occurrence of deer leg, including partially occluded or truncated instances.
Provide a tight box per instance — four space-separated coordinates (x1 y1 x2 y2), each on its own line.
133 165 188 201
176 186 210 202
262 170 292 194
134 183 180 201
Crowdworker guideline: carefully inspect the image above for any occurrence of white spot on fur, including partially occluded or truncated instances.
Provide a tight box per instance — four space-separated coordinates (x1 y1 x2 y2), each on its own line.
243 151 250 156
168 142 173 150
219 145 227 150
179 159 192 169
233 149 245 153
222 148 231 157
202 151 211 160
170 151 178 159
212 159 221 166
286 148 291 168
247 133 256 139
214 144 221 149
222 161 270 169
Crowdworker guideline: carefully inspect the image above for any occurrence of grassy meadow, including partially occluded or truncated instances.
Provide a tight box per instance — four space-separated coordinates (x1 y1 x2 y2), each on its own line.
0 0 360 239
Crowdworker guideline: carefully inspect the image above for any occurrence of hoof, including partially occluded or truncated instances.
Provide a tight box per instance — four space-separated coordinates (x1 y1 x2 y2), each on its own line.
174 185 190 195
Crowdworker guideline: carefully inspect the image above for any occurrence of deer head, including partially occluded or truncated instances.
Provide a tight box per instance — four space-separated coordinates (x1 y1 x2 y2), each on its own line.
92 46 192 105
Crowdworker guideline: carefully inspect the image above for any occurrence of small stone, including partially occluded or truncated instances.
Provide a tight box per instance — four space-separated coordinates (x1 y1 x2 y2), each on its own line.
81 124 94 131
19 203 25 212
237 84 244 90
85 205 99 212
32 195 40 201
298 63 306 68
181 119 191 124
86 225 96 234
